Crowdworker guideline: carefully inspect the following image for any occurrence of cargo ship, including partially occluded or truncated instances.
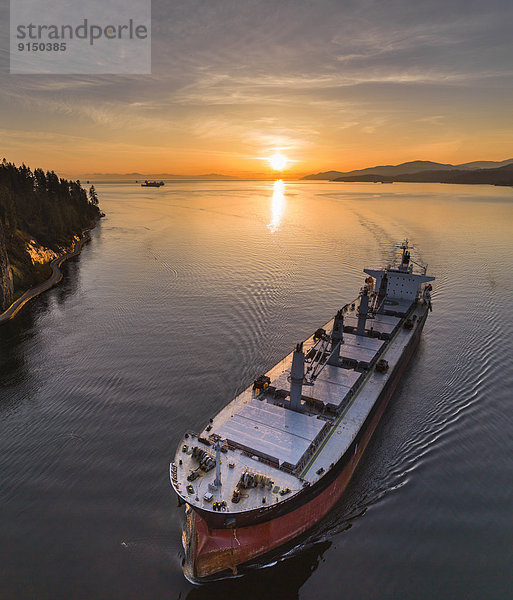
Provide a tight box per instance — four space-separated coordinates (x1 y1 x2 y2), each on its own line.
170 241 435 582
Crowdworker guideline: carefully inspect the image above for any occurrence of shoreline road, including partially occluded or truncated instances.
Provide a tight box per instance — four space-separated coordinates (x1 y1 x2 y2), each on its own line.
0 221 98 325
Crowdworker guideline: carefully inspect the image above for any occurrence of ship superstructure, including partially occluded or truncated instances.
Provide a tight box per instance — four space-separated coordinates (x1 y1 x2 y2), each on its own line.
170 241 434 581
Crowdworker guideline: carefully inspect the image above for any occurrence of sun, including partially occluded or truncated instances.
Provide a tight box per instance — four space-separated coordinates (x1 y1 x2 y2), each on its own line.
268 153 288 171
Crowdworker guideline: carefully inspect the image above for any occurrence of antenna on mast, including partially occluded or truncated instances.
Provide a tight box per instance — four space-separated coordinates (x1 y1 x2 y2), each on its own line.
397 239 413 272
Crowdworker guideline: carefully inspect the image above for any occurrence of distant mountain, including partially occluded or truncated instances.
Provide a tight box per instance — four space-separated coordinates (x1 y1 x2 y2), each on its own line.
302 158 513 180
303 161 455 180
455 158 513 170
78 172 240 180
332 163 513 186
302 170 350 180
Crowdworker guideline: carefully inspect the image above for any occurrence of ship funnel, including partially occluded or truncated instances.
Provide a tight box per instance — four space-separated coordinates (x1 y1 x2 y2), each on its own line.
289 342 305 412
357 287 369 336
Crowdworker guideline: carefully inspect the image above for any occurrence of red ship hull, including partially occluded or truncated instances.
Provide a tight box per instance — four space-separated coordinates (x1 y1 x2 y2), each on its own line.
183 314 425 581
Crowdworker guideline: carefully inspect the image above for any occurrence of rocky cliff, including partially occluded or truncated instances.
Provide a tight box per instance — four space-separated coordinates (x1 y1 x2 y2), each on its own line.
0 222 14 311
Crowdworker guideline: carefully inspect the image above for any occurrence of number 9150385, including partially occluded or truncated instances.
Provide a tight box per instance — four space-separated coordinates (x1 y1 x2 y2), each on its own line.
18 42 67 51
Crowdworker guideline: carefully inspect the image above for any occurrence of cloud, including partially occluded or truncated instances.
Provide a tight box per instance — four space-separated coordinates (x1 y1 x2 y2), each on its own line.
1 0 513 172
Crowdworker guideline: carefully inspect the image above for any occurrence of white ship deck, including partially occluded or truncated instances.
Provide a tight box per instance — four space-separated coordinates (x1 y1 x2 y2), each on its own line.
216 398 326 469
171 293 430 515
300 304 425 482
273 364 362 410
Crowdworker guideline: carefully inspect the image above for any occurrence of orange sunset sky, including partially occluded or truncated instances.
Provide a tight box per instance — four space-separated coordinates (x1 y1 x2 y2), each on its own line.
1 1 513 178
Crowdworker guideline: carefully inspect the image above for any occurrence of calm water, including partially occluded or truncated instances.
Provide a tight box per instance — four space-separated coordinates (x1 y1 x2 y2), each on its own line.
1 181 512 599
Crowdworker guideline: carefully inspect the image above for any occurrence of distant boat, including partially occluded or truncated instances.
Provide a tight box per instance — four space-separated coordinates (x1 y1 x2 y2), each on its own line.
141 180 165 187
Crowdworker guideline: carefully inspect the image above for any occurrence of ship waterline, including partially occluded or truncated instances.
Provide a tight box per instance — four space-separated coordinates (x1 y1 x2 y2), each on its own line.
171 242 434 581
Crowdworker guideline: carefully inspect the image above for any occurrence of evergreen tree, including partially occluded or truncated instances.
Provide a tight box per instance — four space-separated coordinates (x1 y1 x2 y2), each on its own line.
88 185 99 206
0 161 101 247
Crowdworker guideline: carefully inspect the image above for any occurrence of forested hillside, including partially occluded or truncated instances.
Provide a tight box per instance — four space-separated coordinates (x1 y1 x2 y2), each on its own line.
0 160 101 308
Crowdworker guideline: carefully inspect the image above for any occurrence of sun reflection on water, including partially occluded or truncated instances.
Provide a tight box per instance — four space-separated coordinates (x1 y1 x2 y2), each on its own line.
268 179 286 232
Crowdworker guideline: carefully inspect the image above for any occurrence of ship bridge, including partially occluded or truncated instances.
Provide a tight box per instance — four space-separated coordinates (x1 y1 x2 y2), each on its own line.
364 240 434 305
